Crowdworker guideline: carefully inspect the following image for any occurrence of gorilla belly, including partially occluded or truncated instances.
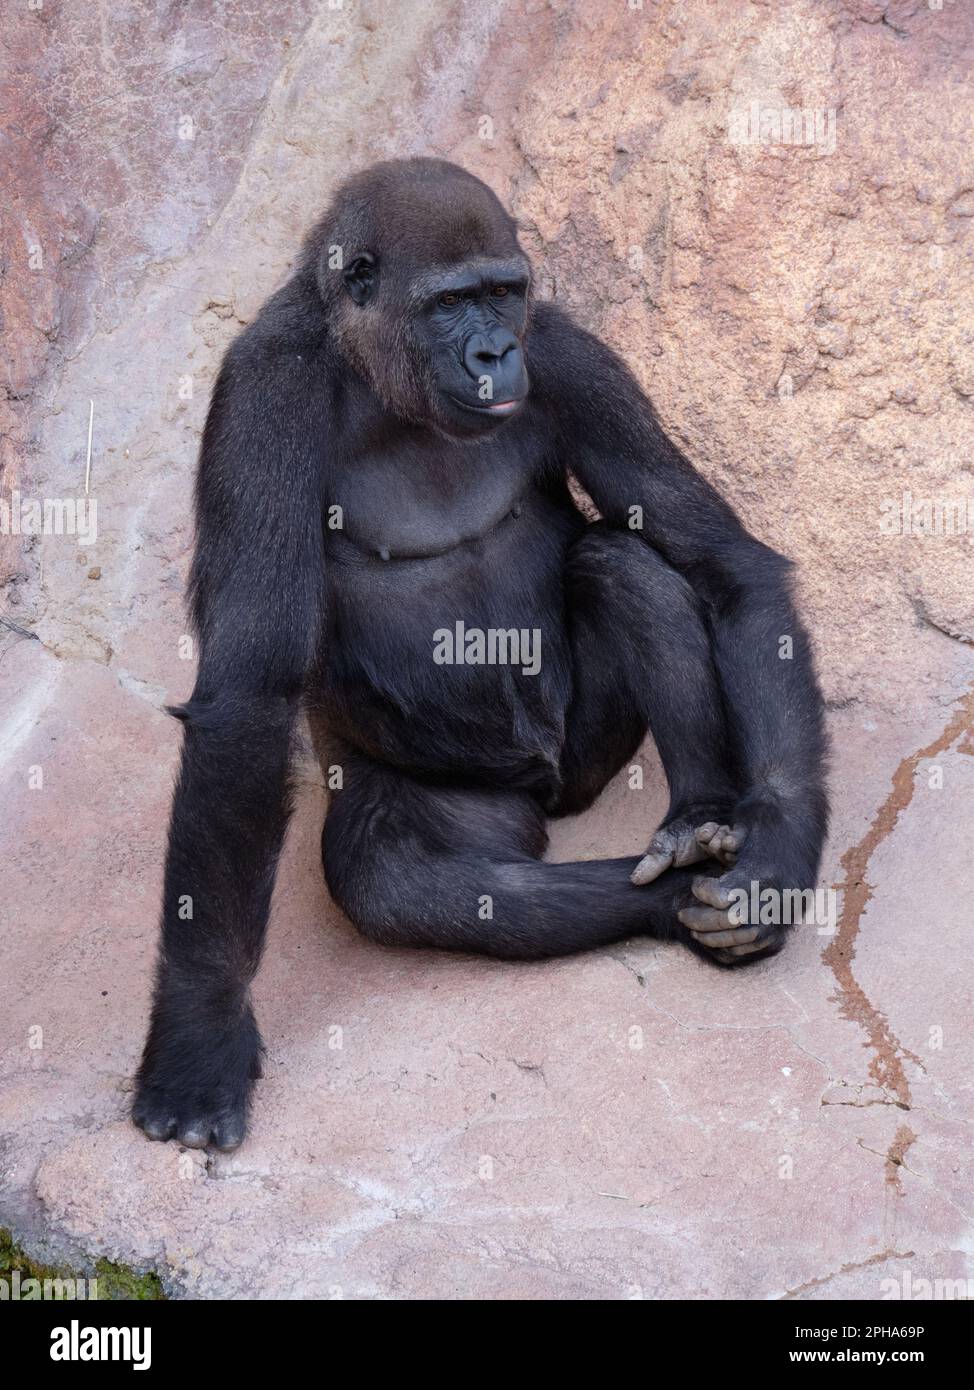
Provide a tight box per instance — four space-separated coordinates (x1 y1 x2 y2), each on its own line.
318 495 577 786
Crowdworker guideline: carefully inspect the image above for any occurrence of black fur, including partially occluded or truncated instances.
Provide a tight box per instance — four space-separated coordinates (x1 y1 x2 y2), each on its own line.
133 158 828 1150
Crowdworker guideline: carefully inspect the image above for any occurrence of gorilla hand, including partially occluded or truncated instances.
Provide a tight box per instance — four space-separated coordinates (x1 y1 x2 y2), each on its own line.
677 867 786 963
132 996 262 1152
676 811 820 963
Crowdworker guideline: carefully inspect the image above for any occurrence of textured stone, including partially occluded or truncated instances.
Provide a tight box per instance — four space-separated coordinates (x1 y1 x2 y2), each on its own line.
2 1 972 1299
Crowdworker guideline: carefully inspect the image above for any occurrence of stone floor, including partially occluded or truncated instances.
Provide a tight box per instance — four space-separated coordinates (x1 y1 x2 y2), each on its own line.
3 638 972 1298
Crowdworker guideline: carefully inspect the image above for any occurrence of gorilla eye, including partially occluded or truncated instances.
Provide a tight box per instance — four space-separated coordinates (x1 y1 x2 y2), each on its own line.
491 285 509 298
439 292 460 307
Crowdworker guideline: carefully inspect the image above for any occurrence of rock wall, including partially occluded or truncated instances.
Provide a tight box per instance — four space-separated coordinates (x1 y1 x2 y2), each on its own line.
4 0 972 706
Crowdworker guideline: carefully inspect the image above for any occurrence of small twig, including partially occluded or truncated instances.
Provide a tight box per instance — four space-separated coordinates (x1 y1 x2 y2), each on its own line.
84 399 93 494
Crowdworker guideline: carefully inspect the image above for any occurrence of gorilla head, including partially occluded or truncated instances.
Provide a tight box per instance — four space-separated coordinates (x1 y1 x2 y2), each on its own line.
310 158 531 440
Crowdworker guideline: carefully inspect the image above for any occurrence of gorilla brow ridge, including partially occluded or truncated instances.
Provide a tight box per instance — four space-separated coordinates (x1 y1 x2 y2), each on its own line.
406 258 532 306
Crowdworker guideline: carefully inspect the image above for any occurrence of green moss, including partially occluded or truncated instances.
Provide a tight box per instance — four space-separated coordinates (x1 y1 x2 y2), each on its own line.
91 1256 166 1301
0 1227 166 1301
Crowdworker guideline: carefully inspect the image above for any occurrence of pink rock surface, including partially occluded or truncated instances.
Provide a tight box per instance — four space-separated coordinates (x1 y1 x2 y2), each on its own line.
2 1 972 1298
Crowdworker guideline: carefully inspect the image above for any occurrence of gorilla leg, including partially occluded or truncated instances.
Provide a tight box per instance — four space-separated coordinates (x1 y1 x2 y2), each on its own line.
322 751 700 959
551 523 739 823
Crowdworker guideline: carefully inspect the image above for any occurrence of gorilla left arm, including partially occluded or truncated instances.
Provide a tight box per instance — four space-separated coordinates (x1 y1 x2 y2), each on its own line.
530 304 828 939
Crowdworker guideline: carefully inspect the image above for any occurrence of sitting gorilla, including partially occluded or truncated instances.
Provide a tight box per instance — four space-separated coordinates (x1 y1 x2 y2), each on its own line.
134 158 828 1150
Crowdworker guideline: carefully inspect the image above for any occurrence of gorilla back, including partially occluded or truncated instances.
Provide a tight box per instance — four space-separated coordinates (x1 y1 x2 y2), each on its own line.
133 158 828 1151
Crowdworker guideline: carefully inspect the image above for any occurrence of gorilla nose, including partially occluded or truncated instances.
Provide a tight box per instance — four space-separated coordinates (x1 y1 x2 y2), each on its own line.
463 330 519 382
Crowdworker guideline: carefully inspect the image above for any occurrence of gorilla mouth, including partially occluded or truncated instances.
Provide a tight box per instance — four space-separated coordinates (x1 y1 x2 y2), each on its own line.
449 395 526 417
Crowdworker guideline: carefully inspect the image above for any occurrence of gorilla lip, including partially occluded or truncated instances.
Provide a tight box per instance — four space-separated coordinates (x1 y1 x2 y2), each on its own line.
450 395 526 417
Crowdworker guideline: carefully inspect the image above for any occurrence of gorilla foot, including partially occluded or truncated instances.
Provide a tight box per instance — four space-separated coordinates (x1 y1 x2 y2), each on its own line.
694 821 745 867
631 808 744 886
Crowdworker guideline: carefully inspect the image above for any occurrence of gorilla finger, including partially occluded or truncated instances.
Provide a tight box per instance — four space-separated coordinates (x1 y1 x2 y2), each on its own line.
673 836 708 868
717 825 747 856
691 875 734 909
695 822 728 849
212 1118 246 1153
677 904 728 933
708 829 739 865
723 939 771 957
691 926 760 949
631 849 673 885
138 1113 177 1142
177 1122 213 1150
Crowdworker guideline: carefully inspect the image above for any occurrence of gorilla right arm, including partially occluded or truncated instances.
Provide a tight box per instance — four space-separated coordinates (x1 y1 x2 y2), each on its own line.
132 305 329 1150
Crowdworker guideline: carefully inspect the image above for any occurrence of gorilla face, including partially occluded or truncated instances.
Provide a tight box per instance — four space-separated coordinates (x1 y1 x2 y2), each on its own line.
415 258 531 438
341 249 531 441
318 159 534 441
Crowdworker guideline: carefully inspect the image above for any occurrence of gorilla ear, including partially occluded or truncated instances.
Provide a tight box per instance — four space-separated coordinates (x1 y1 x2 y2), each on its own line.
343 253 376 306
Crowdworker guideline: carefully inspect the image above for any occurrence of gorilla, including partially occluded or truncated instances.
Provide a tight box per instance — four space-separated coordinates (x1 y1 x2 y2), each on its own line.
133 158 828 1151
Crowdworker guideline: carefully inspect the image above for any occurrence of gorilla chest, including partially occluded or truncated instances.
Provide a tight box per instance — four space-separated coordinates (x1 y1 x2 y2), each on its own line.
328 436 532 561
